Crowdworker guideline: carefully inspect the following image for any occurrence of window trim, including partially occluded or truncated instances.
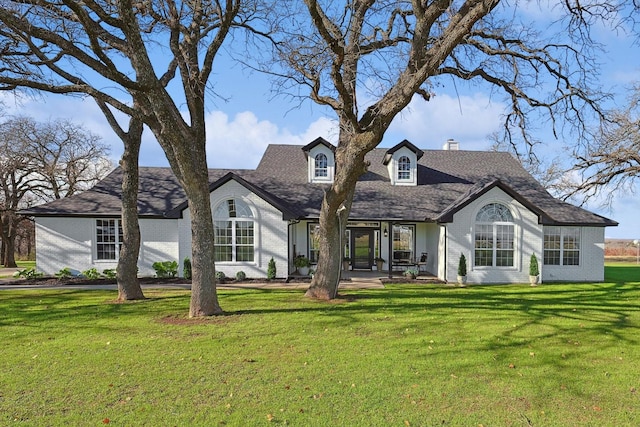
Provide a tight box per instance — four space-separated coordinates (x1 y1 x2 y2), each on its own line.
397 155 411 181
95 218 123 261
314 153 328 178
213 198 256 264
473 203 516 269
544 227 581 266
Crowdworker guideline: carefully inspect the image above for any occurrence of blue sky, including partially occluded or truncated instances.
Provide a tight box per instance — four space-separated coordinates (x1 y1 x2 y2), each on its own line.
1 2 638 240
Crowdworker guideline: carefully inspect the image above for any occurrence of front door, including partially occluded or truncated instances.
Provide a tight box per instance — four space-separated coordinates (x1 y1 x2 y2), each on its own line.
352 229 374 269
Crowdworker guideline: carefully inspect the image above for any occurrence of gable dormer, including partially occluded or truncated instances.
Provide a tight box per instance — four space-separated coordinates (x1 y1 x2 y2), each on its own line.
302 137 336 183
382 139 423 186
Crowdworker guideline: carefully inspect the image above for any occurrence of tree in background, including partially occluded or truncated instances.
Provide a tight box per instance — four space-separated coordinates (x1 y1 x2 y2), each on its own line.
569 84 640 205
262 0 613 299
0 0 267 315
0 116 110 267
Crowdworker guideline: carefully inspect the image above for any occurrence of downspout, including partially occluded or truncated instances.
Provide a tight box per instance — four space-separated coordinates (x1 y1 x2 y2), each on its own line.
388 221 393 279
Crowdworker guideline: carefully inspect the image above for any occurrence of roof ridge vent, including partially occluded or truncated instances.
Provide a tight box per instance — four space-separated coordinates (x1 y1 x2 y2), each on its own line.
443 139 459 151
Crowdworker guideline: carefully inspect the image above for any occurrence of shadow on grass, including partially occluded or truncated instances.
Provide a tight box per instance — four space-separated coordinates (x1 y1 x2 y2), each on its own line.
2 266 639 345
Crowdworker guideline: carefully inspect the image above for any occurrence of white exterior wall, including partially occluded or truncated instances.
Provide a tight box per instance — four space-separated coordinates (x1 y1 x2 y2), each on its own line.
178 180 289 279
415 222 439 274
542 226 605 282
35 217 178 276
444 187 543 284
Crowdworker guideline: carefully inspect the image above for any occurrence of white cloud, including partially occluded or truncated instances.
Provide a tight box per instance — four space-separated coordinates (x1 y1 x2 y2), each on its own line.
204 111 336 169
386 92 505 150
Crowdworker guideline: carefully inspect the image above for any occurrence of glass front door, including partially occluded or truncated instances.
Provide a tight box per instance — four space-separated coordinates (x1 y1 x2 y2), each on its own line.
352 229 374 269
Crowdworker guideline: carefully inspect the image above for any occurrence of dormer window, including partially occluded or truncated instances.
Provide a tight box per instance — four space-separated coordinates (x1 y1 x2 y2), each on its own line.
383 140 423 186
398 156 411 181
315 153 328 178
302 137 336 183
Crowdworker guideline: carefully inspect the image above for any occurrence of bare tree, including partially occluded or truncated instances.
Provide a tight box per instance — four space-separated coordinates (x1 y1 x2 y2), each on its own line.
0 116 110 267
0 1 266 315
260 1 613 299
569 84 640 204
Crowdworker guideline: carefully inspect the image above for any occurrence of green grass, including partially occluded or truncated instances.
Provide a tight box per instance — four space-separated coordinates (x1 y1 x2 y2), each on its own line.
1 266 639 426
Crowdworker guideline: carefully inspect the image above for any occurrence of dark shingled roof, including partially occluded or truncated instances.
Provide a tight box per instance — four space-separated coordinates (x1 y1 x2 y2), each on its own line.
21 144 617 227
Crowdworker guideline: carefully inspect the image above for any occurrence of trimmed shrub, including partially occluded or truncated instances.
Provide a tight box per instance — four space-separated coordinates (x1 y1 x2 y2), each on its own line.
183 257 192 280
235 271 247 281
267 257 276 280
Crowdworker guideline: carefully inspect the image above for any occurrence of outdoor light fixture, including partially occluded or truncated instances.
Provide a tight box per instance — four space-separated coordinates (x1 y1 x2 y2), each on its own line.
383 227 388 237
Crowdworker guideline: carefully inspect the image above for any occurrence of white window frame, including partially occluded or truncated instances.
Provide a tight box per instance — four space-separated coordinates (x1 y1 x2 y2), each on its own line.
397 156 411 181
544 227 580 266
474 203 515 268
214 198 255 263
95 218 123 261
315 153 328 178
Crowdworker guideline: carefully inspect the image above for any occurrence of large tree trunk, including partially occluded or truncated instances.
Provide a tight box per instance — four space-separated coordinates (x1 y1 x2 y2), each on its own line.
185 176 222 317
306 140 365 299
116 124 145 301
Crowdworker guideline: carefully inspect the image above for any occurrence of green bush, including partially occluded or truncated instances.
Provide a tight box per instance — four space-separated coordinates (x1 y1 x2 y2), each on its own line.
235 271 246 281
152 261 178 278
529 253 539 276
457 253 467 277
215 271 226 281
55 267 73 281
82 268 101 280
183 257 192 280
102 269 117 279
267 257 276 280
13 267 43 280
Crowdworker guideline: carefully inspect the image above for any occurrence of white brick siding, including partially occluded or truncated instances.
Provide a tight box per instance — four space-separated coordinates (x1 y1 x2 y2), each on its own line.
542 226 605 282
178 180 289 279
35 217 178 276
444 187 542 284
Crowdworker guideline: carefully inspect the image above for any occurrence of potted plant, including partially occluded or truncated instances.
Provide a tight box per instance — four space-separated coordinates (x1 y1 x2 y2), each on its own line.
404 267 419 279
342 257 351 271
457 253 467 286
529 253 539 286
294 255 311 276
374 257 385 271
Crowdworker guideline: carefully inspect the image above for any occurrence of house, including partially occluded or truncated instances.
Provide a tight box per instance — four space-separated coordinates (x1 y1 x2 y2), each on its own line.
21 138 617 284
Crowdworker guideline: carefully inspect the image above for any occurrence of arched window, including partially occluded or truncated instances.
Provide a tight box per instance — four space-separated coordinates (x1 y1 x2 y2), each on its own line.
315 153 328 177
474 203 514 267
213 198 254 262
398 156 411 180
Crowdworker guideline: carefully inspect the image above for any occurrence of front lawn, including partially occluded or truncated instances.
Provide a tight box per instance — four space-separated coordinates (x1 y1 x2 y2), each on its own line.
1 265 639 426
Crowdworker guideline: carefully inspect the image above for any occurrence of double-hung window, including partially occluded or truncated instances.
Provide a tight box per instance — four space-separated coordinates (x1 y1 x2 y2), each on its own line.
214 199 255 262
315 153 328 178
96 219 123 260
544 227 580 266
474 203 515 267
398 156 411 181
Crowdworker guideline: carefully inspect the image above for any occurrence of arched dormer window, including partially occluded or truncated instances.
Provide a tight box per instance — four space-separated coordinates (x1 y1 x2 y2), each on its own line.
398 156 411 181
315 153 328 178
474 203 514 267
214 198 254 263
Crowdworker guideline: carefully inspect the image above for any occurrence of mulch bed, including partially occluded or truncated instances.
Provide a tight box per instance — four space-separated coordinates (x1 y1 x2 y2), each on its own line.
1 276 310 287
